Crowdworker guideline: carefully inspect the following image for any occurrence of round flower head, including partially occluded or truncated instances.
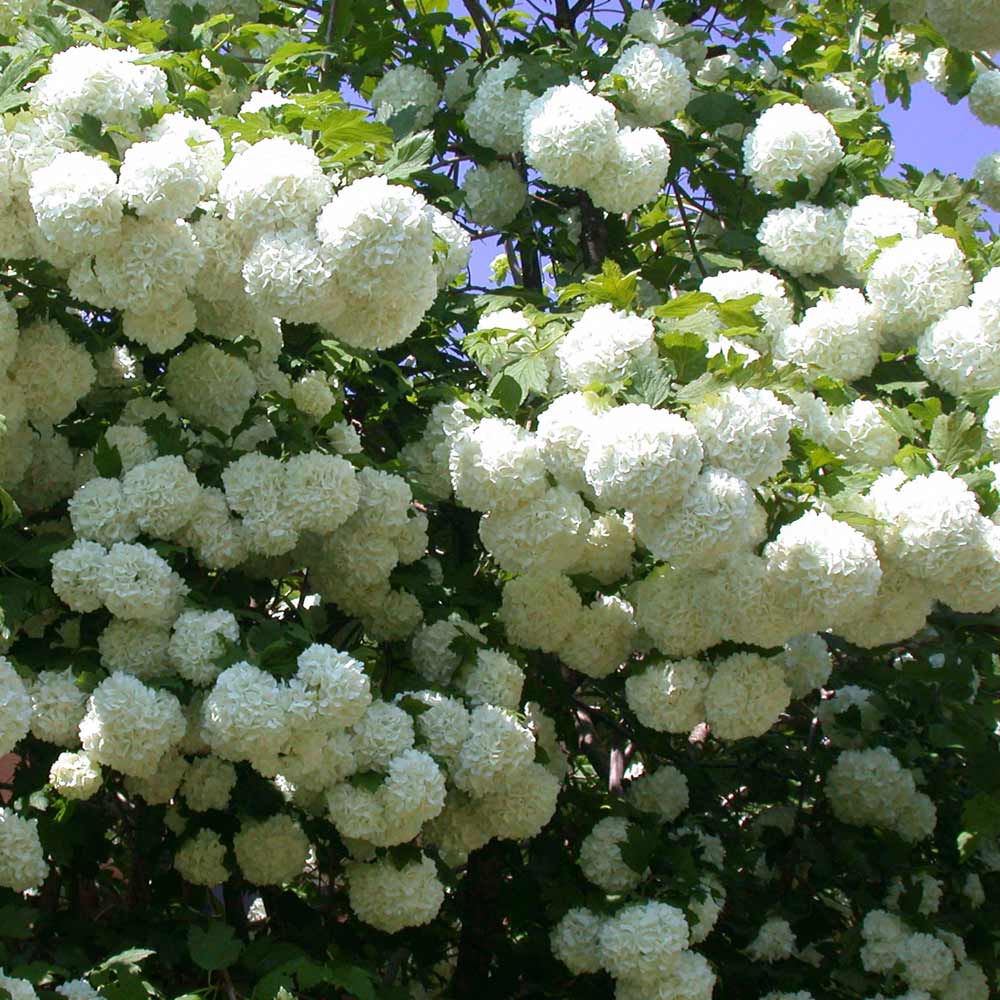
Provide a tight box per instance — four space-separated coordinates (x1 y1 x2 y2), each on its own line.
30 44 168 128
840 194 927 279
79 672 185 779
0 807 48 891
346 853 444 933
465 57 534 154
558 305 657 391
927 0 1000 52
98 619 171 679
599 901 689 981
632 565 721 657
627 763 689 821
174 828 229 887
917 306 1000 398
449 417 547 512
558 595 636 678
579 815 643 893
611 43 692 126
146 111 225 190
49 751 101 800
69 477 139 547
372 65 441 127
568 510 635 584
968 69 1000 125
479 485 591 575
165 342 257 434
551 908 604 975
452 704 535 796
585 128 670 213
523 82 618 189
499 571 583 653
584 403 703 515
688 386 792 487
704 651 790 740
742 103 843 195
0 656 30 758
29 668 88 746
461 648 525 710
234 814 309 885
51 538 108 614
169 610 240 686
461 162 527 229
28 151 122 255
217 136 329 230
121 455 201 538
866 233 971 348
975 152 1000 211
803 76 856 112
778 633 833 698
242 228 332 319
9 320 95 425
775 287 882 383
626 658 710 733
634 467 764 570
118 135 210 220
94 541 189 624
757 202 845 276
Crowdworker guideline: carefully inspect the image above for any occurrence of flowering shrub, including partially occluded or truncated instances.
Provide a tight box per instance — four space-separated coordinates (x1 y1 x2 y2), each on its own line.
0 1 997 998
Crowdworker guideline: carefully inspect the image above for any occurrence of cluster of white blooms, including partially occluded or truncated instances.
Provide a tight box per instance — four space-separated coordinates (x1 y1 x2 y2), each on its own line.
555 304 656 388
926 0 1000 52
748 917 796 962
627 764 690 821
523 81 672 213
0 656 30 757
552 900 714 999
49 751 102 800
234 814 310 885
372 65 441 127
611 43 693 125
700 268 794 342
174 829 229 887
866 233 971 348
775 288 882 382
346 854 444 933
742 103 843 195
465 58 534 154
28 669 88 746
0 807 48 891
757 202 845 275
461 162 527 229
827 747 936 841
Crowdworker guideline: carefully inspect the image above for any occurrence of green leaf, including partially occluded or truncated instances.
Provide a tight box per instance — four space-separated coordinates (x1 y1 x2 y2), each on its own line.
93 948 156 973
0 486 20 527
685 92 750 130
619 822 658 875
557 260 638 309
70 113 122 164
488 372 523 415
494 353 549 404
327 965 376 1000
380 130 434 180
318 109 392 156
624 357 673 408
894 444 933 477
714 294 763 330
188 923 243 972
929 409 981 472
94 437 123 479
653 291 715 320
659 331 708 384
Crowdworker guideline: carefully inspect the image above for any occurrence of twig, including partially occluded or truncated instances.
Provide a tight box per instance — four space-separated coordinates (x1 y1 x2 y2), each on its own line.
671 180 707 278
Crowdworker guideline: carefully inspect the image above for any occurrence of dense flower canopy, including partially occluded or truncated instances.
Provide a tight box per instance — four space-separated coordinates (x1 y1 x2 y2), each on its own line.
0 1 997 999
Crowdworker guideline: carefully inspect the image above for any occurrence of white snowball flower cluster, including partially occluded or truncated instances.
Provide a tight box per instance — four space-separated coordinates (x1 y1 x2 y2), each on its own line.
28 151 121 257
52 539 188 623
233 814 310 885
78 673 185 779
30 45 168 128
346 853 444 933
315 175 439 349
174 829 229 887
778 634 833 698
704 652 791 740
634 467 764 570
917 269 1000 397
742 103 844 195
180 755 236 811
9 320 95 425
757 202 845 275
168 610 239 685
118 136 211 220
372 65 441 127
551 908 604 974
578 815 643 892
866 233 971 348
0 807 48 891
465 57 534 154
610 43 693 125
837 195 926 279
827 747 936 841
556 304 655 388
461 162 527 229
775 288 882 382
28 669 87 746
0 656 30 757
748 917 796 962
49 751 102 800
689 386 792 487
926 0 1000 52
523 81 672 213
968 69 1000 126
585 402 703 514
627 764 689 821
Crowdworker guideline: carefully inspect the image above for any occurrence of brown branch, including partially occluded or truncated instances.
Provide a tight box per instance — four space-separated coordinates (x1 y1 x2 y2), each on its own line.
577 191 608 268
